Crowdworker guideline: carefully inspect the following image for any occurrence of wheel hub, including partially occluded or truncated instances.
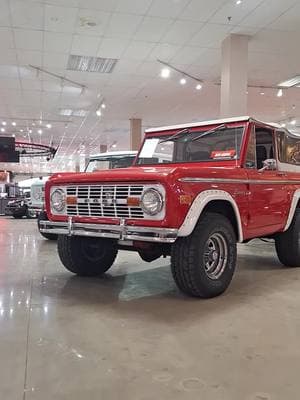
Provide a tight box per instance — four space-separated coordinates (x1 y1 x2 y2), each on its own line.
204 233 228 280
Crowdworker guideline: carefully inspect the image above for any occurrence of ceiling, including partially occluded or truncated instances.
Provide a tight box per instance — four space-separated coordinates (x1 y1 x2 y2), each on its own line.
0 0 300 173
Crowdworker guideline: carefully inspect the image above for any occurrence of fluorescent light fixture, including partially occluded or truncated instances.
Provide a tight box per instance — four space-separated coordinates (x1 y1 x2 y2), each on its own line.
260 90 265 95
277 88 283 97
67 55 118 73
196 83 202 90
180 77 187 85
160 68 170 78
59 109 88 117
278 75 300 87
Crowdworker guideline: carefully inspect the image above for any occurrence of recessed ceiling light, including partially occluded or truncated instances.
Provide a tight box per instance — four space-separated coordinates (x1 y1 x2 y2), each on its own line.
278 75 300 88
96 109 101 117
196 83 202 90
101 103 106 109
2 121 6 126
160 68 170 78
236 0 242 4
11 122 16 126
0 128 5 132
180 77 187 85
32 122 35 126
67 55 118 73
277 88 283 97
38 129 43 134
20 129 24 132
46 123 52 129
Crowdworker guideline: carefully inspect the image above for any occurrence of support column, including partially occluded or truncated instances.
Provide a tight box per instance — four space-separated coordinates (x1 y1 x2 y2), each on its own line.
220 34 249 118
130 118 142 151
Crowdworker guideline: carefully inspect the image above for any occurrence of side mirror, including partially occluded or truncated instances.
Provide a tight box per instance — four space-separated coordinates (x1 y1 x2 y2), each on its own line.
260 158 277 171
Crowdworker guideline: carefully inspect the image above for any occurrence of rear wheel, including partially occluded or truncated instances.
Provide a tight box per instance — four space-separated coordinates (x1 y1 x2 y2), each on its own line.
37 211 57 240
171 212 237 298
275 209 300 267
57 235 118 276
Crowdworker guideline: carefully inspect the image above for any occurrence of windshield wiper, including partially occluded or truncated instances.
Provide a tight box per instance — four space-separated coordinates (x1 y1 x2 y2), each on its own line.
192 124 227 142
159 128 190 144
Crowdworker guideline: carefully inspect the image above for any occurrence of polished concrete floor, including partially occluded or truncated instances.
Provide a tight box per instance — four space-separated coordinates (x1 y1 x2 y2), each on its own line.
0 217 299 400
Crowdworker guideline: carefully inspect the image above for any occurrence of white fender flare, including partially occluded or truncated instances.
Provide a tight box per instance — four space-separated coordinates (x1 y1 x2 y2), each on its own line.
177 190 244 242
284 189 300 231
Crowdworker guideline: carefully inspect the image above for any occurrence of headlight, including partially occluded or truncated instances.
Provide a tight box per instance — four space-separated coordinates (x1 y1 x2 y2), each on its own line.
50 188 66 212
141 188 163 215
33 190 42 201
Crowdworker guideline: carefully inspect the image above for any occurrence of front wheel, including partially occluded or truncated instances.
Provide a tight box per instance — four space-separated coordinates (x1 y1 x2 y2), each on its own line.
275 209 300 267
171 212 237 298
57 235 118 276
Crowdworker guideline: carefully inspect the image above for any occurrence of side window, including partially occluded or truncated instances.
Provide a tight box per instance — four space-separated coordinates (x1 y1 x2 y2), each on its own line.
254 128 275 170
244 127 256 168
277 131 300 165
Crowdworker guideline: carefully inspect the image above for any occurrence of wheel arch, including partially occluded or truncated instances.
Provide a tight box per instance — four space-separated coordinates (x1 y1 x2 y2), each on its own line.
284 188 300 231
177 190 243 242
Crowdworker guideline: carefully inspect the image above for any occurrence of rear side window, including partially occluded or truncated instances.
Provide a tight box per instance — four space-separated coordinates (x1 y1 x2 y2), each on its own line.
277 131 300 165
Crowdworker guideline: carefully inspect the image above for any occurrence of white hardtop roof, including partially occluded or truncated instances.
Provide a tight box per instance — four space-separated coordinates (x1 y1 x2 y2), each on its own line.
145 116 282 133
89 150 137 159
18 176 49 188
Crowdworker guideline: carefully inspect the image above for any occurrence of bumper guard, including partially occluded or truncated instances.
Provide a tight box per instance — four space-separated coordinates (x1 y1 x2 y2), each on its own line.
39 218 178 243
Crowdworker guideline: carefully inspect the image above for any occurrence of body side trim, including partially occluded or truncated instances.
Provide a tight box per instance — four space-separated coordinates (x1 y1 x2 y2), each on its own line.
177 190 243 242
179 177 300 185
284 189 300 231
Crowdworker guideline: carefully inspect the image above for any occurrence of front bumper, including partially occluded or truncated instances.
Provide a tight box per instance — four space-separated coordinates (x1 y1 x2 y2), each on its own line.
39 218 178 243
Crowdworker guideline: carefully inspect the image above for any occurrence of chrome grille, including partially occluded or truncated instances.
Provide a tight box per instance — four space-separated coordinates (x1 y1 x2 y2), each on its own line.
66 185 144 219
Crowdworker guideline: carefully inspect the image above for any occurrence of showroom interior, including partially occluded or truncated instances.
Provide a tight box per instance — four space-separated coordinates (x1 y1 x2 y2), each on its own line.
1 0 300 399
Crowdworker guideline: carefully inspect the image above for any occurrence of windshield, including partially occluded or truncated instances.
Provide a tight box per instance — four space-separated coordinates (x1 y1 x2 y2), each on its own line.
136 126 244 165
85 155 135 172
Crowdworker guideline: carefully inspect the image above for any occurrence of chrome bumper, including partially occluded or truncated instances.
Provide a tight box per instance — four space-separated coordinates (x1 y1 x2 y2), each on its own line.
39 218 178 243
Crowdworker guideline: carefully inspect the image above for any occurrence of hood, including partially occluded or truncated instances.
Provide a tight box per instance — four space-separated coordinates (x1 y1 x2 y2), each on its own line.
48 163 240 186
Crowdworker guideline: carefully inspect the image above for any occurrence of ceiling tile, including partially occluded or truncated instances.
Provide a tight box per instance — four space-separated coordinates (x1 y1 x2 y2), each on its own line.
112 59 142 75
21 78 42 91
209 0 263 25
10 0 44 30
17 50 43 66
181 0 227 22
14 29 43 51
269 3 300 31
0 77 21 90
115 0 152 15
0 0 10 27
78 0 118 12
241 0 298 29
97 38 129 58
0 49 17 65
148 43 181 62
45 4 78 33
43 53 69 69
71 34 101 56
189 23 232 47
76 9 111 35
0 65 20 78
41 0 79 6
122 41 155 61
170 46 207 65
147 0 190 19
0 28 14 49
44 32 73 53
105 13 143 37
162 20 205 45
133 16 172 42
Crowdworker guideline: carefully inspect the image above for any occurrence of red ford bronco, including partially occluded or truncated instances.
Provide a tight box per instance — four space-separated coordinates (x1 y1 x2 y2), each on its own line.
40 116 300 298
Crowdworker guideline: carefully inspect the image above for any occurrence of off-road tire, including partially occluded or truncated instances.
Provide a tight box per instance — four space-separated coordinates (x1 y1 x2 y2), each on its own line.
57 235 118 276
37 211 57 240
275 209 300 267
171 212 237 298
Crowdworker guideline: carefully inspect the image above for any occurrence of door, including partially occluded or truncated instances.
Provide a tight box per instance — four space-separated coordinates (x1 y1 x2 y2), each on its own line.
245 125 289 235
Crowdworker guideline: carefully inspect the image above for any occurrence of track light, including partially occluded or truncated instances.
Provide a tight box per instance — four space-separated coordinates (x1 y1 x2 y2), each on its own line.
96 109 101 117
277 88 283 97
180 77 187 85
101 103 106 109
196 83 202 90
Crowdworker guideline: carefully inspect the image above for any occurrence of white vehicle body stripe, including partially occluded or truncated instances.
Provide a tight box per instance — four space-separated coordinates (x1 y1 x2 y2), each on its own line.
284 189 300 231
177 190 243 242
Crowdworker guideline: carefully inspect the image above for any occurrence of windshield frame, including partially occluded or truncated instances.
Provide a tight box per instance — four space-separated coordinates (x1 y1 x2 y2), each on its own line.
85 154 136 172
135 124 246 166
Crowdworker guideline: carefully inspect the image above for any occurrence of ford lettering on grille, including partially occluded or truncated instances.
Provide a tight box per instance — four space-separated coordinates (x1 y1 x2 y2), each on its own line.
66 185 144 219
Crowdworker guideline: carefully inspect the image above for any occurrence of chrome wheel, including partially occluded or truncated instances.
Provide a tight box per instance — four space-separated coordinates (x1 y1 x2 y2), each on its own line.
203 232 228 280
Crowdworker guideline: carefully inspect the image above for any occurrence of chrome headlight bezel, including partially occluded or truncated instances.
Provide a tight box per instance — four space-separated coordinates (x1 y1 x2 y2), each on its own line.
140 188 164 216
50 187 66 213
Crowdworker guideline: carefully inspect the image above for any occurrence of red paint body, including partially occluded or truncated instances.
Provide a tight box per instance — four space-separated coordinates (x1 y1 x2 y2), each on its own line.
45 119 299 241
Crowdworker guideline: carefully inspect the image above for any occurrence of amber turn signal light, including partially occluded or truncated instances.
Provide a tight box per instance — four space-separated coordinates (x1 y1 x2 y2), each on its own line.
66 196 77 205
179 195 192 205
127 197 140 206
